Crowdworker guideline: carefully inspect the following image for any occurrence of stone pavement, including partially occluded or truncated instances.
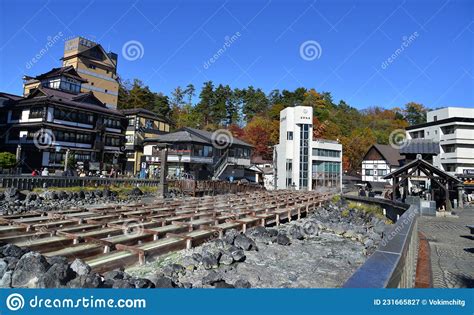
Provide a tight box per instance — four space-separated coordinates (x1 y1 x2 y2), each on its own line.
418 207 474 288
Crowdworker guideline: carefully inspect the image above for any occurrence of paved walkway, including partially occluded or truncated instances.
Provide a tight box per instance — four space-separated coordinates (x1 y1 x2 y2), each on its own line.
418 207 474 288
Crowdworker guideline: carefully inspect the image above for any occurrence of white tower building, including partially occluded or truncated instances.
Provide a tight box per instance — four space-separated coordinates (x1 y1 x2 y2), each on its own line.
274 106 342 191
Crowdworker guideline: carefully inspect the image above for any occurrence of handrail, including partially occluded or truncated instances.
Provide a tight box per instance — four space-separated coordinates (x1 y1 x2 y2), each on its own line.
213 150 230 179
343 196 419 288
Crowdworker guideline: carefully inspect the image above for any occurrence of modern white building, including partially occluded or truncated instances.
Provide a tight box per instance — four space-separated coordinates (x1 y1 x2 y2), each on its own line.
274 106 342 191
361 144 402 184
405 107 474 175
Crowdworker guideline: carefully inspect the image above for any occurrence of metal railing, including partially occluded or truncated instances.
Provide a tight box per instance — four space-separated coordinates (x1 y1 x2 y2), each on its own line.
343 196 419 288
0 175 161 191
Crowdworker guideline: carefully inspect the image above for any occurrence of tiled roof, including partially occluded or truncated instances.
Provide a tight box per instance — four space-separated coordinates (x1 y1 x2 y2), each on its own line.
400 139 440 155
18 87 123 116
371 144 403 166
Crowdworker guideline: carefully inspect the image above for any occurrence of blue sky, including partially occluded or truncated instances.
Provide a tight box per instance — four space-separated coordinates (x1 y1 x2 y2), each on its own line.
0 0 473 110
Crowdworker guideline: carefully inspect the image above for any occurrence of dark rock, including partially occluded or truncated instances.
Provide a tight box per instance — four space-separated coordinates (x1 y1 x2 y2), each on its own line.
58 191 68 200
234 279 252 288
162 264 185 278
70 258 91 276
223 229 239 245
134 278 155 288
202 270 222 285
78 190 86 199
201 254 219 270
4 188 26 202
45 256 68 266
25 192 38 202
219 253 234 265
228 246 246 262
103 270 126 281
213 280 235 288
38 262 75 288
267 229 279 237
101 279 114 288
94 190 103 198
234 234 258 251
112 279 134 288
12 252 50 287
4 257 19 270
276 234 291 246
180 282 193 289
130 187 143 196
0 259 7 278
0 270 12 288
67 273 103 288
1 244 28 259
153 276 177 288
289 226 305 240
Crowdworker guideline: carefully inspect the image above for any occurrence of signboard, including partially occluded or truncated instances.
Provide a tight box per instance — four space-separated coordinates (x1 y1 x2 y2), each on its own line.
463 169 474 175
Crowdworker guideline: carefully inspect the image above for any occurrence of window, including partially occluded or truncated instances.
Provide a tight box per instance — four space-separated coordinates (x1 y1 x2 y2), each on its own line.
105 136 121 146
54 130 91 144
192 145 213 157
54 108 93 124
104 118 121 128
442 126 455 134
126 135 134 143
104 89 108 93
312 148 340 157
49 152 65 164
299 124 310 189
433 115 437 122
286 159 292 188
365 169 374 176
287 131 293 140
145 119 153 129
91 82 94 86
443 145 455 153
88 64 96 69
29 107 44 119
378 169 387 176
128 118 135 126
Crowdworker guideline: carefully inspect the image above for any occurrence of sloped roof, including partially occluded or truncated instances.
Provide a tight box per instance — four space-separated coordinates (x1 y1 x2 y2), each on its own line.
0 92 23 101
120 108 168 122
400 139 440 155
29 66 87 82
185 127 252 147
364 144 403 166
143 127 253 147
383 157 462 184
145 130 209 144
18 87 123 116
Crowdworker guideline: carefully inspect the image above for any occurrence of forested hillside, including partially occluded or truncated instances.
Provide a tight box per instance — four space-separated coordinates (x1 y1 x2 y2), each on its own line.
118 79 428 173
